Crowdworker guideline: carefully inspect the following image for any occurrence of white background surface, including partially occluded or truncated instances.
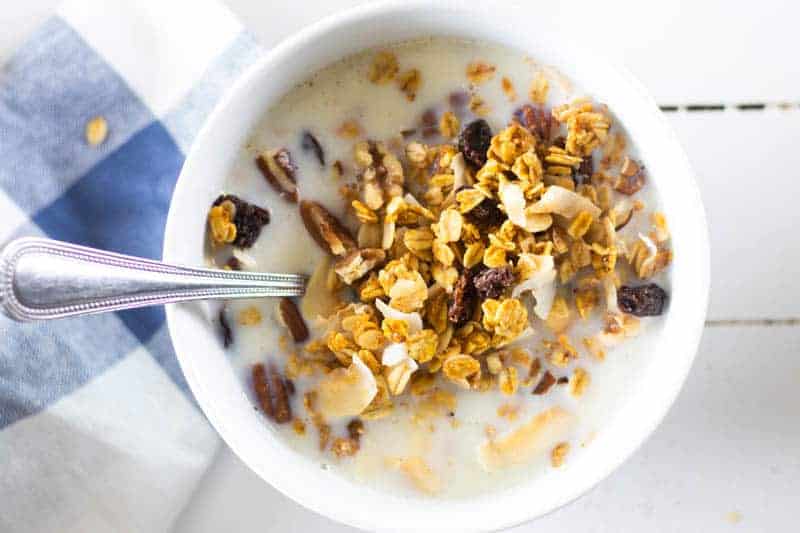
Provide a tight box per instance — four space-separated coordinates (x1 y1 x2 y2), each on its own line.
2 1 798 532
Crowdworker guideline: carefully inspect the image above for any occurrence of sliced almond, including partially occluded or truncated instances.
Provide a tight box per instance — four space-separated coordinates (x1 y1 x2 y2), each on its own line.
256 149 298 202
299 200 357 256
334 248 386 285
478 406 573 471
278 298 309 343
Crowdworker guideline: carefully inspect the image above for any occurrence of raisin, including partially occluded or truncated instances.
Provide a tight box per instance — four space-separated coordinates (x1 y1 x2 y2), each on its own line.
300 131 325 166
473 266 516 299
213 194 270 248
225 256 242 271
574 154 593 185
465 197 505 229
458 119 492 167
449 90 469 108
617 283 668 317
556 376 569 385
219 308 233 348
448 266 484 326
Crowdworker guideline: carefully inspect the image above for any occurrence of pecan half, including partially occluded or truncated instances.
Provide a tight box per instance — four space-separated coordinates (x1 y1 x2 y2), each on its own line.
532 370 556 395
278 298 309 343
299 200 357 256
334 248 386 284
256 149 298 202
252 362 292 423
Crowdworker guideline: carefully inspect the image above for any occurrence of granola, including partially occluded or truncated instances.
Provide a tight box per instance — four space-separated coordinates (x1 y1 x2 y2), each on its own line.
210 38 675 497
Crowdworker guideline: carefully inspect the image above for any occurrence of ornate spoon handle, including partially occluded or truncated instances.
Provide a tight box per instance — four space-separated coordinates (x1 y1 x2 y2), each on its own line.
0 237 306 322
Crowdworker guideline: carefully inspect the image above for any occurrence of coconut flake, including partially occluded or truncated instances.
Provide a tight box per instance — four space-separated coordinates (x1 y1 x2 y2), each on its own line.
498 180 527 228
375 298 423 333
450 152 472 189
382 342 409 367
232 248 257 268
528 185 601 219
316 354 378 418
604 277 620 314
511 255 557 319
638 233 658 258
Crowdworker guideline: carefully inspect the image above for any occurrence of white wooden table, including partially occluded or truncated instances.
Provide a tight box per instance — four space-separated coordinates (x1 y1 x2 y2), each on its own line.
4 1 798 531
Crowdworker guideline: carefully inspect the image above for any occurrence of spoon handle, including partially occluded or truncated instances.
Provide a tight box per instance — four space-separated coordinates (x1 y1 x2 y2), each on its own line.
0 237 306 322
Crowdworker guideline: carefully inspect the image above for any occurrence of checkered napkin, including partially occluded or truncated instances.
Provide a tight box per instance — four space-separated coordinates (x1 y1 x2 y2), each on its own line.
0 1 261 531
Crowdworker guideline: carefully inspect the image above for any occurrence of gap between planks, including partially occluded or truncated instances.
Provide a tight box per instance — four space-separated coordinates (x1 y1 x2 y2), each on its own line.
659 101 799 113
705 318 800 327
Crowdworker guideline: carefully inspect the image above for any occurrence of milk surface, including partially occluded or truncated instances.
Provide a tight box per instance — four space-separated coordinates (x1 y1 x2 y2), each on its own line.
217 37 668 499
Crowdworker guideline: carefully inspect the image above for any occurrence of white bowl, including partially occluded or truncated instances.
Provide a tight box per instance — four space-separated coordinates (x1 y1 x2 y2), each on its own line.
163 1 709 530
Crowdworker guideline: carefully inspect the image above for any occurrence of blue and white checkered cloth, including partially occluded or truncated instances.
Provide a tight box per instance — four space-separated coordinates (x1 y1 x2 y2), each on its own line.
0 1 261 531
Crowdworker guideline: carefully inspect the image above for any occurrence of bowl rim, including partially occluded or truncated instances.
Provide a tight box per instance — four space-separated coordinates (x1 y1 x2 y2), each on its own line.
164 1 710 530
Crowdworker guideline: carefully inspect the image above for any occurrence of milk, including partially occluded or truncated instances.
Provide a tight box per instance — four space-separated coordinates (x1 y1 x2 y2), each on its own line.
216 37 669 499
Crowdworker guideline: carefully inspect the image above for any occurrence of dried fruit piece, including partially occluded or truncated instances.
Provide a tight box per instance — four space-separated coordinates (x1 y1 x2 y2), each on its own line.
278 298 309 343
301 131 325 166
219 309 232 348
615 158 646 195
252 362 292 424
458 119 493 168
212 195 270 248
617 283 667 316
532 371 556 395
473 266 515 299
447 267 482 325
299 200 357 256
256 149 298 202
463 200 502 232
85 116 108 146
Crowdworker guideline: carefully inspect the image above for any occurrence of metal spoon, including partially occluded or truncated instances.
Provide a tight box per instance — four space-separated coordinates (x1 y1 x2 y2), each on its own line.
0 237 306 322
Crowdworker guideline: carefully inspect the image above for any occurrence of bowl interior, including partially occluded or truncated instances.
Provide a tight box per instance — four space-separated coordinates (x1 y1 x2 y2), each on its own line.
164 1 709 530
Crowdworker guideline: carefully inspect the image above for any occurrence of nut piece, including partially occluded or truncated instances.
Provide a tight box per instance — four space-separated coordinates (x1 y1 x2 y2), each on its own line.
551 442 570 467
532 371 556 395
334 248 386 284
252 362 292 424
299 200 357 256
256 149 298 203
278 298 309 343
614 158 646 195
85 116 108 146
